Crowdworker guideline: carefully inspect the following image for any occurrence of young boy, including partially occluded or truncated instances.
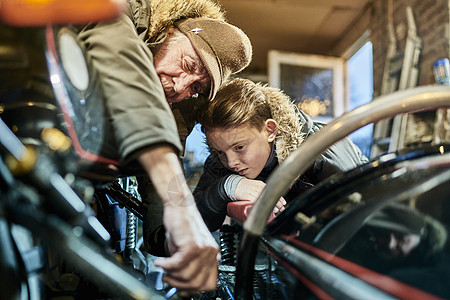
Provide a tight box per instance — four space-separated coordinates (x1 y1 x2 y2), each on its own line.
194 78 369 231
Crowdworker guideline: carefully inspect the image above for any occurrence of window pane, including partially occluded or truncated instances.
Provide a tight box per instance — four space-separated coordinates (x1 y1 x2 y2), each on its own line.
348 42 373 158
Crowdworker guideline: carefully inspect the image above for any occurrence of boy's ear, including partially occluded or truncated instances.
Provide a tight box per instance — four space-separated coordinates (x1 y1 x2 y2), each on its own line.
265 119 278 142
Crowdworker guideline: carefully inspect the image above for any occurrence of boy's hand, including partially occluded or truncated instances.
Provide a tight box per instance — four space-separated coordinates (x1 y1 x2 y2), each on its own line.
235 178 286 213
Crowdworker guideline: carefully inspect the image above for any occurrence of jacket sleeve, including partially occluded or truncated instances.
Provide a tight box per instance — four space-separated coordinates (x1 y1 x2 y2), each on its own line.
305 123 369 183
77 15 182 164
193 154 234 231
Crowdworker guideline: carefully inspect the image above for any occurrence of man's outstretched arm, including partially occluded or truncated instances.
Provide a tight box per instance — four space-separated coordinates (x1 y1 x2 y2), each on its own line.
138 146 220 292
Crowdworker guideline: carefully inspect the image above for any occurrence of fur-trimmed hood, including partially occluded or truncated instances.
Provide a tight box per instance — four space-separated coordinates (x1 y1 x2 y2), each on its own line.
261 85 314 164
148 0 225 40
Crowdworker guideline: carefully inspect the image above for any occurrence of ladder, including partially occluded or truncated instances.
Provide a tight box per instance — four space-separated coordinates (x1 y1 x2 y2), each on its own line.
371 6 422 158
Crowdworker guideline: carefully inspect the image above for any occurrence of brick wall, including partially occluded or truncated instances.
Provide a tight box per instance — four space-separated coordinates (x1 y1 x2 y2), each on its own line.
371 0 449 97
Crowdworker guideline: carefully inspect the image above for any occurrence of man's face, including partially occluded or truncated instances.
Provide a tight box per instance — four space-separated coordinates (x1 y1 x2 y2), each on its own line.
153 35 211 104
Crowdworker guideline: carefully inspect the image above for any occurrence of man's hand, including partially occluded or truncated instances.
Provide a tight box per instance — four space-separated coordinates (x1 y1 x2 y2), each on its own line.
156 202 219 292
235 178 286 214
138 146 220 293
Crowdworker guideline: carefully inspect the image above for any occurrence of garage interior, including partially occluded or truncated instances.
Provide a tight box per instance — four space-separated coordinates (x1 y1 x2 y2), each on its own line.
184 0 450 175
1 1 450 299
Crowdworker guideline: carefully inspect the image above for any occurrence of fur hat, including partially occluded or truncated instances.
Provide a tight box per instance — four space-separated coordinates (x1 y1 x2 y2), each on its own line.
175 17 252 100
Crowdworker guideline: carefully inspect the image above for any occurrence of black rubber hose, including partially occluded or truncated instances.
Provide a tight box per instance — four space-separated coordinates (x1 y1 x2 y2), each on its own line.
234 231 260 300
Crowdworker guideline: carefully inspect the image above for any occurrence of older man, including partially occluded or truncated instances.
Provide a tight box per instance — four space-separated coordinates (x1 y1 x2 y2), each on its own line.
76 0 252 293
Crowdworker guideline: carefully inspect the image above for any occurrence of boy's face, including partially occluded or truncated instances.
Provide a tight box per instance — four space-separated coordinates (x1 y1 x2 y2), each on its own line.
153 34 211 104
207 120 277 179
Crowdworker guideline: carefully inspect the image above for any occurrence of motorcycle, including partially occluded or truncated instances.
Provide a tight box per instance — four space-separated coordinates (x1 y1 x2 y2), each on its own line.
0 1 176 299
3 1 450 300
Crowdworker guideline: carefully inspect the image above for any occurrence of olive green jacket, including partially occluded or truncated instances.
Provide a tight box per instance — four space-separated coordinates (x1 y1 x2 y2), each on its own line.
78 13 180 175
76 0 225 255
77 0 222 175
